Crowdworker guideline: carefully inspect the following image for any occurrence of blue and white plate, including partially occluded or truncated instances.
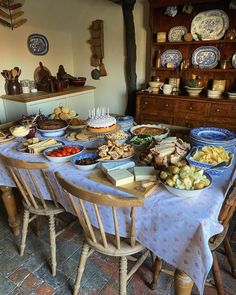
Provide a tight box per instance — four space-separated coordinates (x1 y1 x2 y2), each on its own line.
190 127 236 143
168 26 187 42
232 52 236 69
192 46 220 69
191 9 229 41
161 49 182 68
27 34 49 56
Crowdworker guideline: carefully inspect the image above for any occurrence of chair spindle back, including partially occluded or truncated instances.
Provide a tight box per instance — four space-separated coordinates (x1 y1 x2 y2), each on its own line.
0 154 59 209
55 172 144 249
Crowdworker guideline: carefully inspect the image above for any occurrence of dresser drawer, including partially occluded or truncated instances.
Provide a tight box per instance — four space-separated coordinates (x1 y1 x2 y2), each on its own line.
174 118 205 129
141 98 174 114
141 114 174 125
209 103 233 117
178 101 206 115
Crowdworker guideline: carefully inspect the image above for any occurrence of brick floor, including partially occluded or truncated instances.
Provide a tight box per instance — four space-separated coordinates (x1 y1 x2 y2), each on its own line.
0 199 235 295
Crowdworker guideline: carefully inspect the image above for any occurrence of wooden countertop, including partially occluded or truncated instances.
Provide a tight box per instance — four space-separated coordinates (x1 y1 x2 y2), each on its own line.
1 86 96 103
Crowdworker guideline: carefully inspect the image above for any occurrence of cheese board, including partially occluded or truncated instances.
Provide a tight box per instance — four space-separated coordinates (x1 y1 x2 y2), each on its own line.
88 170 159 198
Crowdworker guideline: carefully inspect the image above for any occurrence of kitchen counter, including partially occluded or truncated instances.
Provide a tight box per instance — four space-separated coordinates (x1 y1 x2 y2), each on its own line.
1 86 96 103
0 86 96 123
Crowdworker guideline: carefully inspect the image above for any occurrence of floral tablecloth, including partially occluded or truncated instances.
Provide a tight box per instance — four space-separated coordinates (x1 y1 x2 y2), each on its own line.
0 139 235 295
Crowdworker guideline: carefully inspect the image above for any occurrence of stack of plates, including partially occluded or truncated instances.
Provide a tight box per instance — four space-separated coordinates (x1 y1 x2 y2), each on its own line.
190 127 236 151
228 92 236 99
117 116 134 132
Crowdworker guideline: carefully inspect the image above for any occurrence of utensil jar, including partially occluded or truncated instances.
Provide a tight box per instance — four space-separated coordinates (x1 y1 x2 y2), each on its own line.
5 79 22 95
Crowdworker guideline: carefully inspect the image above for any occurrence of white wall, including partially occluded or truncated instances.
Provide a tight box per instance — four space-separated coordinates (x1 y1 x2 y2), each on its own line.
0 0 148 121
72 0 148 115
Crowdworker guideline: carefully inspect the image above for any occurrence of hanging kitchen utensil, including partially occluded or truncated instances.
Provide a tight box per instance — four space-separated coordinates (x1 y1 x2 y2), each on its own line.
88 19 107 77
91 69 100 80
0 0 27 30
99 59 107 77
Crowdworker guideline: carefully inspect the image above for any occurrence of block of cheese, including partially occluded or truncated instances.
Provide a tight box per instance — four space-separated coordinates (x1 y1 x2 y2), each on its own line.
107 169 134 187
101 160 135 174
134 166 156 181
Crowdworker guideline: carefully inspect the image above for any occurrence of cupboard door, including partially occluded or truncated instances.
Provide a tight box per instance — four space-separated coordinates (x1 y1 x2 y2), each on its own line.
27 97 66 116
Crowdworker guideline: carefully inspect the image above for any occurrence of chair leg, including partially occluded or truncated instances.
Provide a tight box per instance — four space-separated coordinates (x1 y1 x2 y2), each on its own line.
20 209 30 256
212 251 225 295
150 257 162 290
223 236 236 279
48 215 56 277
74 243 90 295
119 256 128 295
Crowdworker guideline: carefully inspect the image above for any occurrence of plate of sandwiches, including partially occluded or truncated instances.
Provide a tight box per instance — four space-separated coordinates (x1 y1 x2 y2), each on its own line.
0 129 15 144
16 137 64 154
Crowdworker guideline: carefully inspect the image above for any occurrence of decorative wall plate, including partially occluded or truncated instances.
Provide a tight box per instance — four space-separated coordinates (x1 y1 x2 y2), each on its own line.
191 46 220 69
191 10 229 41
161 49 182 68
232 52 236 68
168 26 187 42
27 34 49 55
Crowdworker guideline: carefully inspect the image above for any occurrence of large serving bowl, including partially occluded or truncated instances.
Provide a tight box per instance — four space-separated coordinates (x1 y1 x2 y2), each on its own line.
186 147 234 175
159 172 212 198
37 120 68 137
43 145 84 163
70 77 86 87
185 86 203 97
71 152 99 170
130 124 169 140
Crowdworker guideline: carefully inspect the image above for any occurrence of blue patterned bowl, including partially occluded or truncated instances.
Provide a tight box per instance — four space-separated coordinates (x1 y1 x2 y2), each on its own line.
186 147 234 175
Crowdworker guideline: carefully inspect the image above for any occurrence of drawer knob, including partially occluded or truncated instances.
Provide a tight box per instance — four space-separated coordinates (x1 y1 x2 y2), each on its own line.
187 124 192 128
144 102 148 105
165 104 169 107
189 106 193 110
216 108 220 112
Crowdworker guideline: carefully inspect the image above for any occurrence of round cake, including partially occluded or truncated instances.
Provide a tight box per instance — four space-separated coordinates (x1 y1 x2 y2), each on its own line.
87 115 117 133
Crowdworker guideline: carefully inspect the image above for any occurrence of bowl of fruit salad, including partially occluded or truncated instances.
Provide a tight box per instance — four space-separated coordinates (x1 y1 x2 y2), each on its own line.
43 145 84 163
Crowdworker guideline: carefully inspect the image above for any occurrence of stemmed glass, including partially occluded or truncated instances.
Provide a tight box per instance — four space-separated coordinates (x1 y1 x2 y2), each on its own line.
10 125 30 144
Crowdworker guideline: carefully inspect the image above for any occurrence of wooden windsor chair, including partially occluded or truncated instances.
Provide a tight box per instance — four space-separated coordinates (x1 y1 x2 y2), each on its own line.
150 179 236 295
55 171 150 295
0 154 77 277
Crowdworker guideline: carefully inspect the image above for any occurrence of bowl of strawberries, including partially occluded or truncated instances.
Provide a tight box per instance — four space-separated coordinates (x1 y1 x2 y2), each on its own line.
43 145 84 163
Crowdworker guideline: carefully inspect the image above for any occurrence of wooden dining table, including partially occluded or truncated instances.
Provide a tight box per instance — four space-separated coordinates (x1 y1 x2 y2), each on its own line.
0 136 235 295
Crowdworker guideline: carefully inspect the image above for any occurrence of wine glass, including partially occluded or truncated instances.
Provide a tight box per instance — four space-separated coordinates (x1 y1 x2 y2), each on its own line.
10 125 30 144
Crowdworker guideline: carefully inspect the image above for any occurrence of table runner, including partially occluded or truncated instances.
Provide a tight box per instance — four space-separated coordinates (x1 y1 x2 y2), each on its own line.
0 139 235 295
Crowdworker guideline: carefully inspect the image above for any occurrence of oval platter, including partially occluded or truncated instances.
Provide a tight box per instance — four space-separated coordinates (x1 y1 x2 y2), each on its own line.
191 46 220 69
168 26 187 42
27 34 49 56
191 9 229 41
161 49 182 68
232 52 236 69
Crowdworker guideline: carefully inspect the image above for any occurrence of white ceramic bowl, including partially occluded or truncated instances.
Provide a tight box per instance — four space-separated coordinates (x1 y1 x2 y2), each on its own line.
37 126 68 137
185 86 203 97
208 90 220 99
228 92 236 99
43 145 84 163
130 124 169 140
160 173 212 198
71 152 98 170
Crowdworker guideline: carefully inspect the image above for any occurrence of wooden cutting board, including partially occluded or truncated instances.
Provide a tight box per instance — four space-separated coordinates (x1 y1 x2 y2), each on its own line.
88 170 159 198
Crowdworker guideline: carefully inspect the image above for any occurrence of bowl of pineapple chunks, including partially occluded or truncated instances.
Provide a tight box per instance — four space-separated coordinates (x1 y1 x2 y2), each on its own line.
159 162 212 197
186 146 233 175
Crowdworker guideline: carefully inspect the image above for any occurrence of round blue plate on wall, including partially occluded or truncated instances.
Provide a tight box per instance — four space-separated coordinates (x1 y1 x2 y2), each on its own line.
27 34 49 55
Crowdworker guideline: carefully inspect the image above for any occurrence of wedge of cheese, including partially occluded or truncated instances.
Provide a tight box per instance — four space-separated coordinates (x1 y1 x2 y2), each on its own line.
107 169 134 187
28 139 62 154
134 166 156 181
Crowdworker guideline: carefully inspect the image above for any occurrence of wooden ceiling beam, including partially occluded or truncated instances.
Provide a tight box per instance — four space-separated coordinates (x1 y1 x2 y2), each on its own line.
148 0 223 8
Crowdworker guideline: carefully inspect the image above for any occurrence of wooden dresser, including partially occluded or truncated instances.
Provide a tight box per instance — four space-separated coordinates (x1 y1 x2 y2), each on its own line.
135 92 236 131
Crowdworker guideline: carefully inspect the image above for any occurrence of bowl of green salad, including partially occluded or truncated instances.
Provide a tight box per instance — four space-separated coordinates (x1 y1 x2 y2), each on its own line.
129 136 154 151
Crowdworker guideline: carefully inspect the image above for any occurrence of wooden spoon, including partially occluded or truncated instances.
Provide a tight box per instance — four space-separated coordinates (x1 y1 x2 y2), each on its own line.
11 68 18 80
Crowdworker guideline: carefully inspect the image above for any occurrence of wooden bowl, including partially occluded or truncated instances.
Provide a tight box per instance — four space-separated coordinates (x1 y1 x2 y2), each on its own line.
70 77 86 87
